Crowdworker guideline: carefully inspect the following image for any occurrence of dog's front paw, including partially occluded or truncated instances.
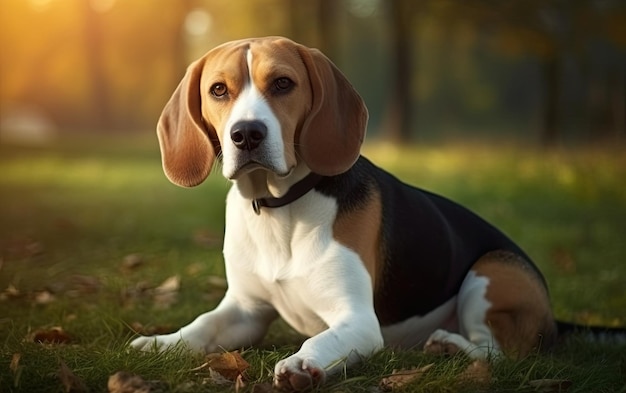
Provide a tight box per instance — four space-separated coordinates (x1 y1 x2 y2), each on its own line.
273 356 326 392
130 333 182 352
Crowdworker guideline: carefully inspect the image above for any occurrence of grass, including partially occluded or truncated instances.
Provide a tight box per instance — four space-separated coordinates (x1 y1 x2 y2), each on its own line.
1 134 625 392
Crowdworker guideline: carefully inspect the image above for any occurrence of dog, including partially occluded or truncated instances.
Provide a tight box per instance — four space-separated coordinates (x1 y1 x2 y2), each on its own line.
130 36 561 391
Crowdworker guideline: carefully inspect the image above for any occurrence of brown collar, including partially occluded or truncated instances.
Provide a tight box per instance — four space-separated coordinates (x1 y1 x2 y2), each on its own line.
252 172 324 215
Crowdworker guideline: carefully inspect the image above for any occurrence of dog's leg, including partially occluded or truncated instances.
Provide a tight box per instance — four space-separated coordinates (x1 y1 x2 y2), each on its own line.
424 251 556 359
424 269 499 359
273 310 383 391
130 294 277 353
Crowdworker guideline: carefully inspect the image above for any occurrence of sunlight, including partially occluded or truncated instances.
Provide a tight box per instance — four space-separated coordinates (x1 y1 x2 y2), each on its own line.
90 0 116 13
28 0 54 12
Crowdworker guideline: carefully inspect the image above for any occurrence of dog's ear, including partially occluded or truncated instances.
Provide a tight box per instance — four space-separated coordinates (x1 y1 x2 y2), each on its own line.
297 45 368 176
157 58 218 187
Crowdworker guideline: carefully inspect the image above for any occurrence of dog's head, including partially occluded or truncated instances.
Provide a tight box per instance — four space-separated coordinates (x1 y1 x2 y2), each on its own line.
156 36 367 198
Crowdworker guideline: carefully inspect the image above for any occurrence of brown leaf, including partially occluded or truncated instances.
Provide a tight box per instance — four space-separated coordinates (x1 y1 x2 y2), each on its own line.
1 284 21 301
379 363 434 391
34 290 56 305
58 360 87 393
206 351 250 381
456 359 492 389
528 379 573 392
107 371 151 393
129 321 174 336
10 353 21 373
152 275 180 309
31 326 72 344
121 253 144 271
206 275 228 290
235 374 246 393
193 228 222 248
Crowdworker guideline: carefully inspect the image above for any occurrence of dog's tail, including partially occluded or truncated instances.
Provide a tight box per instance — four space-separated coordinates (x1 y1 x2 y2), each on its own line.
556 320 626 344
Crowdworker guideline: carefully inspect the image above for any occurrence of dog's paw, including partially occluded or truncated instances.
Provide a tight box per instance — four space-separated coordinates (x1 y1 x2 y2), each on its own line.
130 334 182 352
423 329 462 356
273 356 326 392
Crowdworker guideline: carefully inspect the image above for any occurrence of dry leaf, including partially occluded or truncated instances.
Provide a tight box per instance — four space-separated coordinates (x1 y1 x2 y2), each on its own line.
528 379 573 392
129 321 173 336
10 353 21 373
456 359 492 389
121 254 144 270
155 275 180 292
153 275 180 309
1 284 21 301
379 363 434 391
34 290 56 305
235 374 246 393
206 351 250 381
206 275 228 290
107 371 151 393
31 326 72 344
5 284 20 297
208 368 233 386
58 359 87 393
193 229 222 248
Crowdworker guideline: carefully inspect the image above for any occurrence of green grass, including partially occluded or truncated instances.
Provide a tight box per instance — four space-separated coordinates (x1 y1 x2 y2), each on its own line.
1 134 625 392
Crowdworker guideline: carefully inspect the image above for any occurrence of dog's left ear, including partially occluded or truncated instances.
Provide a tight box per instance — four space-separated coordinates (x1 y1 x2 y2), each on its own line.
297 45 368 176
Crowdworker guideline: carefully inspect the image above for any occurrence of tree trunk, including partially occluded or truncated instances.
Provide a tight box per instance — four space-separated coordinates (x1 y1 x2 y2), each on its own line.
385 0 415 143
541 54 560 146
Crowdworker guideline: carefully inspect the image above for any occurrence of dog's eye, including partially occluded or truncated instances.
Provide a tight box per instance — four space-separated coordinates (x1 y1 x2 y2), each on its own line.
273 77 294 93
210 83 228 98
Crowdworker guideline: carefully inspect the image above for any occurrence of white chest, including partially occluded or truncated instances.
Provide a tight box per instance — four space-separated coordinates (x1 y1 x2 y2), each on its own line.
222 188 374 337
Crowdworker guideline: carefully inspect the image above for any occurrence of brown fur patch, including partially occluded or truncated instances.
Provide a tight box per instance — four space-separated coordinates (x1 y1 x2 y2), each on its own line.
472 251 557 358
332 188 383 291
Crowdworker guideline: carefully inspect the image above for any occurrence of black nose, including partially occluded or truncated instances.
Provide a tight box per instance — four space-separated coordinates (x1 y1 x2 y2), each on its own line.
230 120 267 151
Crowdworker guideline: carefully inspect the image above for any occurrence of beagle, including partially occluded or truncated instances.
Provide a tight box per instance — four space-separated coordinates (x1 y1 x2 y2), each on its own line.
131 36 558 391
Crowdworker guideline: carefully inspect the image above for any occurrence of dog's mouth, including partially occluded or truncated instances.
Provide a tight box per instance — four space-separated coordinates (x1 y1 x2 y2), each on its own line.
230 161 291 180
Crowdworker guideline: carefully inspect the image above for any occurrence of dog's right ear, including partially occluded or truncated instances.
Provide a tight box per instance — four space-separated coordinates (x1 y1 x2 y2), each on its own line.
157 58 218 187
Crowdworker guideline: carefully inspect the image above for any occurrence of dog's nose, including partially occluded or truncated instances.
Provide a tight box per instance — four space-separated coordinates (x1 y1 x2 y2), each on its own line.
230 121 267 151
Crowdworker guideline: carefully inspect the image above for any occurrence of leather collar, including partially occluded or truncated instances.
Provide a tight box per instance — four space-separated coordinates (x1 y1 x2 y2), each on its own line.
252 172 324 215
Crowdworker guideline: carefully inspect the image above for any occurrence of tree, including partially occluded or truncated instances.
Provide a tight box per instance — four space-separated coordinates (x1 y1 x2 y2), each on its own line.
384 0 418 142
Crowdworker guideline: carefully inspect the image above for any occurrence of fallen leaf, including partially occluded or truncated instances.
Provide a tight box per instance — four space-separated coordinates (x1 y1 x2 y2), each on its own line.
31 326 72 344
205 351 250 381
193 229 222 248
528 379 573 392
121 253 144 271
58 359 87 393
379 363 434 391
129 321 174 336
208 368 233 386
235 374 246 393
70 275 101 294
206 275 228 290
456 359 492 389
153 275 180 309
10 353 21 373
34 290 56 305
107 371 151 393
4 284 21 297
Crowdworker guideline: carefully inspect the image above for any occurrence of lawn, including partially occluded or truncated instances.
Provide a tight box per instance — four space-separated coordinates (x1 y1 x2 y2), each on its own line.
1 134 625 392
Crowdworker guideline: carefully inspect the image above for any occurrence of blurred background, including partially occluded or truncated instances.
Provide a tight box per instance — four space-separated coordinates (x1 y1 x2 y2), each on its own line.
1 0 625 146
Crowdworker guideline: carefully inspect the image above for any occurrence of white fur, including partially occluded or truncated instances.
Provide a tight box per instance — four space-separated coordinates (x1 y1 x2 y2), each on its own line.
424 271 500 359
131 189 384 380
